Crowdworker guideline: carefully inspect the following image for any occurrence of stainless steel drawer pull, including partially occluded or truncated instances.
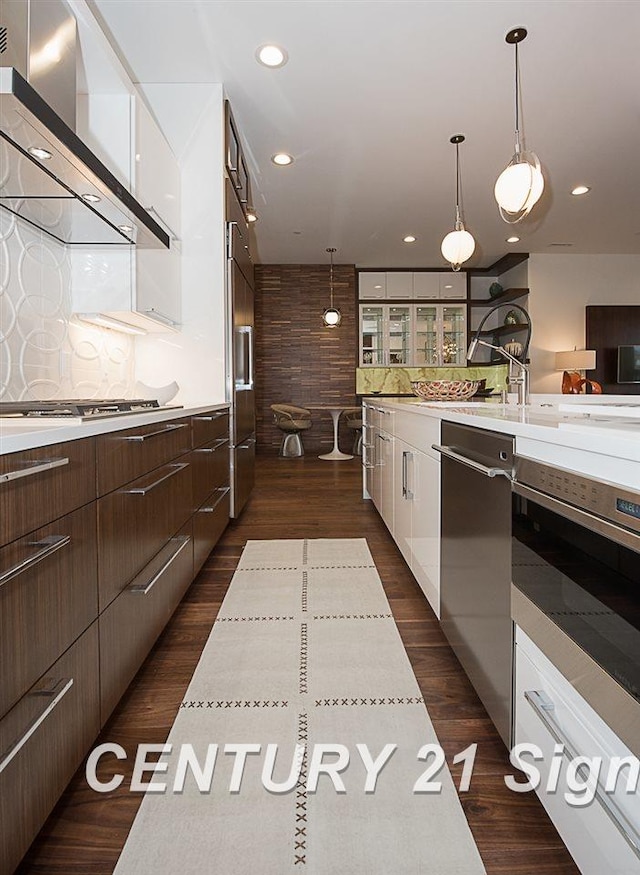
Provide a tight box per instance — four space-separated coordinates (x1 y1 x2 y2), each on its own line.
199 487 231 513
0 535 71 588
129 536 191 595
122 423 188 442
525 690 640 859
432 444 513 479
193 414 226 422
0 678 74 775
123 462 189 496
195 439 229 453
0 457 69 484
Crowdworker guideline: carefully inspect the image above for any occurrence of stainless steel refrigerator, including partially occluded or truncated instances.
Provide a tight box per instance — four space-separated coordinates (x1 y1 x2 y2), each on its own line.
226 179 256 517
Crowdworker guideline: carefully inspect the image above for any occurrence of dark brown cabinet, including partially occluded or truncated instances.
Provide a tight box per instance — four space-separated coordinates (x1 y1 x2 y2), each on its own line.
0 623 100 875
0 405 230 871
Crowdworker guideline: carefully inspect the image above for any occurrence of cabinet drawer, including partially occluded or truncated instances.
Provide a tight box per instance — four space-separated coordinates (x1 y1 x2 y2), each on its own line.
191 439 229 509
191 410 229 448
0 438 95 546
193 487 230 574
99 524 193 724
515 630 640 875
393 411 441 460
96 417 191 495
0 623 100 875
0 503 97 720
97 458 192 610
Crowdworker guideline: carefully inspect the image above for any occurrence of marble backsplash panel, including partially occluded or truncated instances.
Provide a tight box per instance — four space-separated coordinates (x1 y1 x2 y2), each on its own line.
356 365 509 395
0 211 135 401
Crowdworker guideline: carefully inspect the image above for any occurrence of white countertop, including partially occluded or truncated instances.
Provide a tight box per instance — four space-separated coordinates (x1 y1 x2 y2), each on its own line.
365 394 640 487
0 402 230 455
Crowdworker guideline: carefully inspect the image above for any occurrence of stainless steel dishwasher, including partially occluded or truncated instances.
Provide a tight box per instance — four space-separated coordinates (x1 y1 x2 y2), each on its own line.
433 421 514 747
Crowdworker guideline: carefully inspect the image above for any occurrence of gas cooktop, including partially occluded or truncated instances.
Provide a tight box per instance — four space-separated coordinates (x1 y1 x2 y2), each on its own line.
0 399 182 421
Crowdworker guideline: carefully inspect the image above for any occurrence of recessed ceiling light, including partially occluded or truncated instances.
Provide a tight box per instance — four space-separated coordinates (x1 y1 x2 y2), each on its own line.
506 236 520 243
374 284 382 290
256 44 288 68
246 209 258 223
272 153 293 166
81 193 101 203
118 224 134 234
444 284 453 289
28 146 52 160
571 185 590 196
403 235 416 243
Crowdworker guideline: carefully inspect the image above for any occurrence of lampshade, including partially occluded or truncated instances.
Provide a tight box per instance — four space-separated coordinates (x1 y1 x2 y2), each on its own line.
441 229 475 270
555 349 596 371
322 247 341 328
323 307 341 328
494 28 545 224
494 151 545 217
440 134 476 271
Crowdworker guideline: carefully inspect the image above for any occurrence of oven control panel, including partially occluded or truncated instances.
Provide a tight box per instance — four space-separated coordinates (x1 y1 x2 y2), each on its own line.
514 457 640 536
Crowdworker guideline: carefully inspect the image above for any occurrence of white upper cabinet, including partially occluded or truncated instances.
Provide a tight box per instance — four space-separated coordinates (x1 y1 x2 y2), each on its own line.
438 272 467 299
358 272 387 299
132 96 182 328
133 96 181 240
385 272 413 298
360 271 468 300
411 272 440 299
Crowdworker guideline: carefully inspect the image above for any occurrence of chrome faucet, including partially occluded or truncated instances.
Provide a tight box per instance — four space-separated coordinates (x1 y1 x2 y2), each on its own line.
467 302 532 406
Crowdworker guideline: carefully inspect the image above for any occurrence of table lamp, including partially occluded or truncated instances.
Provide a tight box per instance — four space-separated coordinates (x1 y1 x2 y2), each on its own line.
555 349 600 394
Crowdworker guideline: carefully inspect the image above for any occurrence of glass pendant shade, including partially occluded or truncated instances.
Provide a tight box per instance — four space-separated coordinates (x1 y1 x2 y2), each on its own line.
441 134 475 271
322 247 341 328
495 150 544 222
495 28 544 224
441 227 475 272
322 307 341 328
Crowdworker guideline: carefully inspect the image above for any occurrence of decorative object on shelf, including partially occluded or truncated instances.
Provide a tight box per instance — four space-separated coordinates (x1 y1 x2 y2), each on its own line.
440 134 476 271
410 379 480 401
494 28 545 224
555 348 602 394
489 282 504 299
322 247 341 328
504 339 523 359
503 309 520 325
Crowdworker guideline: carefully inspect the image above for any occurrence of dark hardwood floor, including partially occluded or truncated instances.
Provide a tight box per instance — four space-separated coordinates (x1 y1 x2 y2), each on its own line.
18 455 579 874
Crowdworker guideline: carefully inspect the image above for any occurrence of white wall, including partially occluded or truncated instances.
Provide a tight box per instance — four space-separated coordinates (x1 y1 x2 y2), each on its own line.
528 254 640 393
133 85 227 406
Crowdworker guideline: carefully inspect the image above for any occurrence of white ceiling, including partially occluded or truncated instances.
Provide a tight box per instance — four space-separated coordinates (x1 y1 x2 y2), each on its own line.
92 0 640 269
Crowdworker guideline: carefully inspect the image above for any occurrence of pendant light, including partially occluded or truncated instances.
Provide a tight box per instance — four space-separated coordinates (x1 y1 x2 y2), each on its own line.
322 247 341 328
494 27 544 223
440 134 476 271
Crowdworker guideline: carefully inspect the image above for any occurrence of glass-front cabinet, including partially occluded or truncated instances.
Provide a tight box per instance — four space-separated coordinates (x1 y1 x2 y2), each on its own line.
360 304 466 366
360 305 411 366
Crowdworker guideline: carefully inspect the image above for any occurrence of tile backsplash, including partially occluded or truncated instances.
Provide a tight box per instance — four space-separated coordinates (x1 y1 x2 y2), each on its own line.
0 211 135 401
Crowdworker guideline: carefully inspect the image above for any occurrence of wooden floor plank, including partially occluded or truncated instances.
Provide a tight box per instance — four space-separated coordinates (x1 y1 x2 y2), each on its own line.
17 454 579 874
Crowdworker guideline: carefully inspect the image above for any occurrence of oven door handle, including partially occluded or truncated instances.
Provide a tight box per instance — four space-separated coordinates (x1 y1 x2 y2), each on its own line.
432 444 512 480
513 481 640 553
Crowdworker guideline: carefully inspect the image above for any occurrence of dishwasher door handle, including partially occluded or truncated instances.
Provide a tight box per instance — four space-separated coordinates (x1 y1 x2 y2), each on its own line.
432 444 512 479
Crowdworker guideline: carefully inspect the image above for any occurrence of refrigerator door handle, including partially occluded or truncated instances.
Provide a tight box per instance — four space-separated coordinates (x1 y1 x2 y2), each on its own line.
247 325 254 389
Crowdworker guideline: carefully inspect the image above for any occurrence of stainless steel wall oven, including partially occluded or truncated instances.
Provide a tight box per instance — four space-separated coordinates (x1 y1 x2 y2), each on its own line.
512 458 640 709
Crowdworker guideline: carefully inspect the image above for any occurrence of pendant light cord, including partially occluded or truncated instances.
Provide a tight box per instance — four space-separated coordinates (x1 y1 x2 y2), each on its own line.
327 247 336 308
514 41 521 152
455 141 461 226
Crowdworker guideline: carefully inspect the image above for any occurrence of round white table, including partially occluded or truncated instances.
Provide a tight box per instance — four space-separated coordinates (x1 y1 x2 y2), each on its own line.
307 406 354 460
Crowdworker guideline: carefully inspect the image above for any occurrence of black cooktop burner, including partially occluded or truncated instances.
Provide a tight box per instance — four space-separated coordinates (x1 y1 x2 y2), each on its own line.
0 399 161 417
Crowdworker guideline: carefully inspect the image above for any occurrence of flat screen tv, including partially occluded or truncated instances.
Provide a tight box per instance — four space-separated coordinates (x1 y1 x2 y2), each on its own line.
617 345 640 383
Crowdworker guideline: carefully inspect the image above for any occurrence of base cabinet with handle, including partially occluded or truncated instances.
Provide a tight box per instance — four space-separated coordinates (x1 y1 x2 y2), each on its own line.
515 628 640 875
0 405 230 872
364 403 442 617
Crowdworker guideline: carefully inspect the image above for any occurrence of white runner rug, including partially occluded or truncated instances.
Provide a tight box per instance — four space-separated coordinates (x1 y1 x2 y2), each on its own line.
114 539 486 874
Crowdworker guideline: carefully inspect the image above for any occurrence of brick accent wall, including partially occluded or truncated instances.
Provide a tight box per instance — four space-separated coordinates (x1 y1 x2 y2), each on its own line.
254 264 357 454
